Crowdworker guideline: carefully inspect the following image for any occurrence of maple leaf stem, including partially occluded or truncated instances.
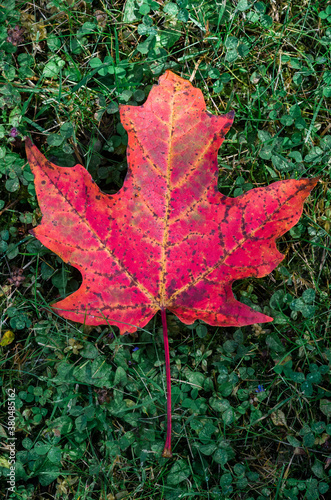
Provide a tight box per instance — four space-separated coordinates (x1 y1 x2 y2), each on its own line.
161 307 173 458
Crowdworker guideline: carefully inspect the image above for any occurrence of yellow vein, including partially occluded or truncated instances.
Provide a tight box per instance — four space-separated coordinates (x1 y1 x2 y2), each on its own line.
170 136 220 192
159 96 174 306
169 186 209 222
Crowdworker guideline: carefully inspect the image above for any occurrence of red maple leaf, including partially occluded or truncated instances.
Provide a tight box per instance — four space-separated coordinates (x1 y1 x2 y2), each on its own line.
26 71 317 456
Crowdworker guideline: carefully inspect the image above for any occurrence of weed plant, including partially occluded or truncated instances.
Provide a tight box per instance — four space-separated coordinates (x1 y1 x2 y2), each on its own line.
1 0 331 499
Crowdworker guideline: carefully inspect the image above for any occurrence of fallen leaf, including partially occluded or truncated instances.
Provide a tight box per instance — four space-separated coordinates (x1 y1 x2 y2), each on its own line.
315 432 329 445
25 71 317 333
320 399 331 417
21 12 47 46
294 447 306 456
0 456 10 468
95 9 108 28
0 330 15 346
26 70 317 457
0 424 7 438
271 409 287 427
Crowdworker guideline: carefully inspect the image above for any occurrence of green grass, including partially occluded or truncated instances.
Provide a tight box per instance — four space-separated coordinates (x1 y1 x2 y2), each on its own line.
1 0 331 498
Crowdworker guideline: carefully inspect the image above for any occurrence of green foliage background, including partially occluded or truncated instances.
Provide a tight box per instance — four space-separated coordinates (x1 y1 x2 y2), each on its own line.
1 0 331 498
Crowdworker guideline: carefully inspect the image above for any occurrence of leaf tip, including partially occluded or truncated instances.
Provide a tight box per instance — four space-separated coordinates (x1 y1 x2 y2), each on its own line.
25 136 33 149
309 177 320 189
226 110 235 121
218 109 235 136
298 177 319 197
25 137 36 164
162 69 177 81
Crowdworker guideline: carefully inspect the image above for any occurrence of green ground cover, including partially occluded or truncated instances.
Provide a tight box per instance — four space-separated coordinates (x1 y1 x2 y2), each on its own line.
1 0 331 498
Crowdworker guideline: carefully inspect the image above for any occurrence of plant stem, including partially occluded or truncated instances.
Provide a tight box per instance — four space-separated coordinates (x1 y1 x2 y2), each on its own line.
161 307 172 458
